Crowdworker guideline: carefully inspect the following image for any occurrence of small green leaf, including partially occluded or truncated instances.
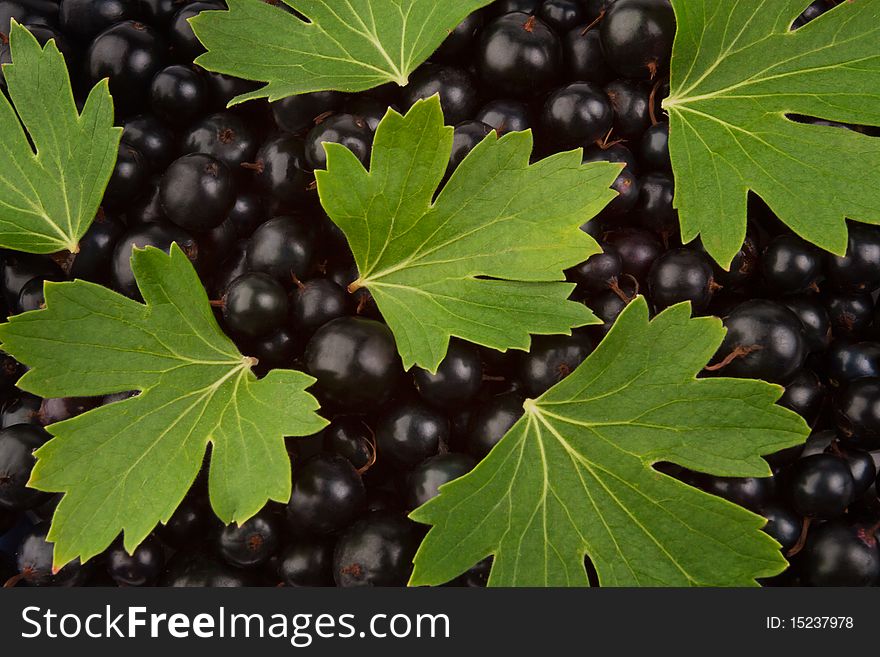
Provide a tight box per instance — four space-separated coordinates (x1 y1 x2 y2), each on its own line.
410 298 809 587
316 96 620 372
190 0 494 103
664 0 880 269
0 245 327 567
0 21 121 254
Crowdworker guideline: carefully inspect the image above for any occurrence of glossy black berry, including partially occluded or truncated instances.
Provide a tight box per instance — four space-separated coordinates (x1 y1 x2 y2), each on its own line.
475 99 532 134
111 223 196 299
323 416 374 471
60 0 139 39
304 317 403 411
600 0 676 78
122 114 176 172
160 154 235 231
605 78 651 139
804 521 880 586
150 64 207 125
286 454 365 535
376 401 447 469
467 391 525 459
0 424 48 510
648 248 716 313
104 144 149 210
406 453 476 510
433 11 484 62
783 296 831 354
106 536 164 586
761 235 823 294
519 332 592 396
87 21 166 115
569 247 622 295
304 113 373 171
248 134 311 204
540 82 613 148
604 227 663 283
826 341 880 387
824 290 874 339
168 2 220 62
14 523 88 586
160 551 252 587
414 341 483 409
277 539 334 586
762 505 802 552
222 273 288 339
790 453 854 519
640 122 670 171
401 65 478 125
271 91 346 134
835 378 880 449
183 112 259 171
563 25 612 85
711 300 807 384
479 13 561 97
333 512 421 587
290 278 349 336
217 511 279 569
246 215 318 283
823 223 880 291
449 120 493 174
778 369 824 426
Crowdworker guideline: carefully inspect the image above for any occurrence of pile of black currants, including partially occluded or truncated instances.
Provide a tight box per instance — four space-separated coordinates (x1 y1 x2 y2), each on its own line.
1 0 877 588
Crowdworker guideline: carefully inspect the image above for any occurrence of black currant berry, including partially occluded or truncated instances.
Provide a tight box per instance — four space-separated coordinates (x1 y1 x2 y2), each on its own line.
222 273 289 339
406 453 476 510
790 453 854 519
478 13 561 97
160 154 235 231
217 511 279 569
600 0 676 78
648 248 717 313
290 278 349 336
286 454 365 535
401 65 478 125
333 512 421 587
304 317 403 410
246 215 318 283
540 81 613 148
106 536 164 586
376 401 448 469
710 300 807 384
475 99 532 134
0 423 48 510
804 521 880 586
247 134 311 204
87 21 166 115
277 539 334 586
467 391 525 459
150 64 207 126
414 340 483 409
304 113 374 171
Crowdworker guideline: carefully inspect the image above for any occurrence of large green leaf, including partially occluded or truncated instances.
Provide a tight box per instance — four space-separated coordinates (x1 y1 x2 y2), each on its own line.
190 0 494 103
0 21 121 254
0 245 327 566
664 0 880 268
316 96 620 372
410 298 809 587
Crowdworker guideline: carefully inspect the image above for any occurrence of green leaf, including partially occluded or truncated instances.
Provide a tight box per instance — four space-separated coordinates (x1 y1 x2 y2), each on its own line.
0 21 121 254
316 96 620 372
664 0 880 269
409 298 809 587
0 245 327 566
190 0 495 103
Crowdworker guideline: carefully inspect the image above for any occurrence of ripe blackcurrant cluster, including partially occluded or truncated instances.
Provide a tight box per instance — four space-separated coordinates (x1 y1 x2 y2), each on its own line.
0 0 875 588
